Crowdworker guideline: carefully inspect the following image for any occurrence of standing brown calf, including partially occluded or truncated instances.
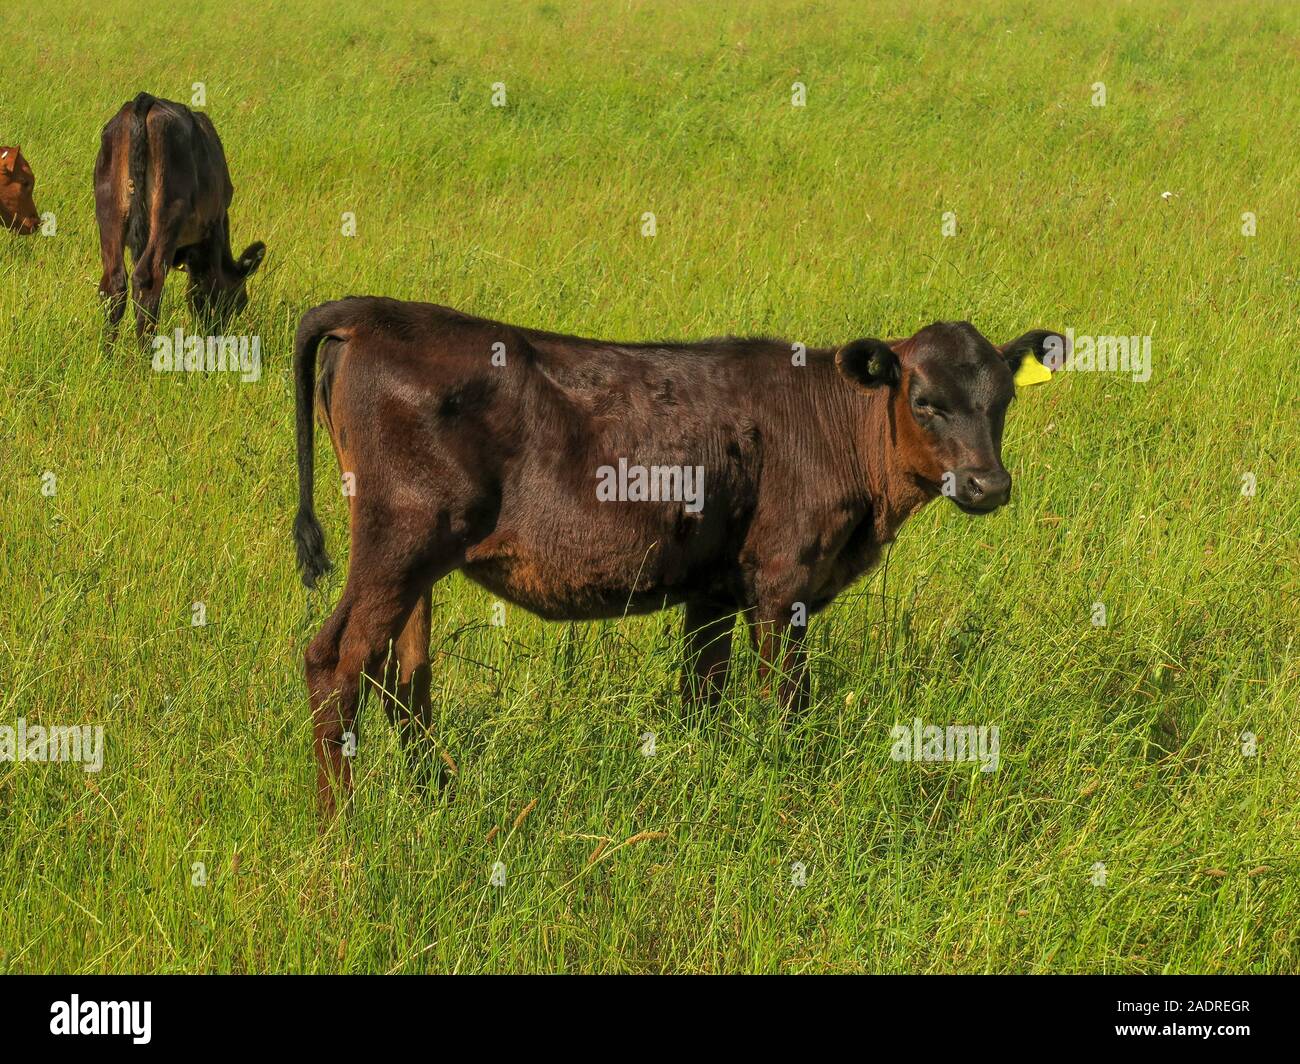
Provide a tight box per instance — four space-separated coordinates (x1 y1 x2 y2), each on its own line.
292 298 1063 815
0 146 40 234
94 92 265 343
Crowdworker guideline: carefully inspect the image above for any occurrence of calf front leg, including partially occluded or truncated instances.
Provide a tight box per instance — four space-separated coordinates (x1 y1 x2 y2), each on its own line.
680 599 735 710
746 598 811 712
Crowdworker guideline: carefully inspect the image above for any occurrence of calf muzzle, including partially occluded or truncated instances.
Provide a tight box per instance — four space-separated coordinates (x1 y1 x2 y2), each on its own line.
952 467 1011 513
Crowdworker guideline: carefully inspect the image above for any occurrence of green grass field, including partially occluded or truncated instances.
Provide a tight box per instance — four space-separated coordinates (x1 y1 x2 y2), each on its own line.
1 0 1297 973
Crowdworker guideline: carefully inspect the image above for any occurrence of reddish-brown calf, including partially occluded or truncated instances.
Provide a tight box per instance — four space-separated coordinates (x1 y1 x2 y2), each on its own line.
292 298 1063 815
94 93 265 343
0 146 40 235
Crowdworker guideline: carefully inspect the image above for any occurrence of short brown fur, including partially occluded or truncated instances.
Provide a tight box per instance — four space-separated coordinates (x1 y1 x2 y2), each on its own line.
292 297 1063 815
93 93 265 343
0 146 40 234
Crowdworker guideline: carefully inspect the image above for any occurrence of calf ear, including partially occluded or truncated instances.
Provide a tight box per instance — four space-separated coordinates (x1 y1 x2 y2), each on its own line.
835 338 899 390
0 148 16 173
237 242 266 276
1000 329 1068 379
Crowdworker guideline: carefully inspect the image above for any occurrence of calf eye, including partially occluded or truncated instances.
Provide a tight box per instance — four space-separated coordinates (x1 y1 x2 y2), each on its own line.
913 397 947 419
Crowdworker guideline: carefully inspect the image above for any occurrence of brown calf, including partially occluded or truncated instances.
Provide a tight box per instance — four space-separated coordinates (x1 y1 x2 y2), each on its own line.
292 298 1063 814
94 92 265 343
0 146 40 234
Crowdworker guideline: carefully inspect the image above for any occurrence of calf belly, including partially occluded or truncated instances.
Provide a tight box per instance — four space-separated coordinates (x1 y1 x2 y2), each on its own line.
461 496 730 621
462 558 691 621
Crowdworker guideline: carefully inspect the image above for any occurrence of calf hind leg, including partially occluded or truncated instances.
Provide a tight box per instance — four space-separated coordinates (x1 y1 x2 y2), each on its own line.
379 589 445 794
94 137 129 342
306 529 464 818
131 199 186 344
306 581 406 819
97 239 128 340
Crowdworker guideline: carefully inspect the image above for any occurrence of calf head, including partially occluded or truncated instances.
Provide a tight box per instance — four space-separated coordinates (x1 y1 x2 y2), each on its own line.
0 146 40 235
837 321 1065 514
185 241 266 321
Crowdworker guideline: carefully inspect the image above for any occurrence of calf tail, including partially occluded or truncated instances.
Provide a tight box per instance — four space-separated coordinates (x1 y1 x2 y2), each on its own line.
293 302 358 588
125 92 154 258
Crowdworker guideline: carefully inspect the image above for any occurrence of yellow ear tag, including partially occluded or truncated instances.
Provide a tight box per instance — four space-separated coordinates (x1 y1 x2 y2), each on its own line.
1014 353 1053 389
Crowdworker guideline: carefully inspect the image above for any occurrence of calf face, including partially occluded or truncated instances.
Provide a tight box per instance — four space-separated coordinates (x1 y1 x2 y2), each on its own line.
0 146 40 235
837 322 1062 514
184 240 266 321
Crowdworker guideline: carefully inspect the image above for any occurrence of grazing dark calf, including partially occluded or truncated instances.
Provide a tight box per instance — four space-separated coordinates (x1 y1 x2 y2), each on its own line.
0 146 40 234
292 298 1063 815
94 92 265 343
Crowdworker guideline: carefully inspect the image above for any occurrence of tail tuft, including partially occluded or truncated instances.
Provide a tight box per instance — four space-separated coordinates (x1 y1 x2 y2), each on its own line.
293 506 332 589
293 301 358 589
